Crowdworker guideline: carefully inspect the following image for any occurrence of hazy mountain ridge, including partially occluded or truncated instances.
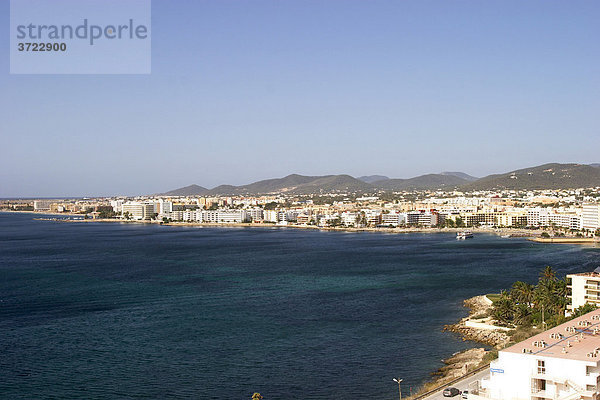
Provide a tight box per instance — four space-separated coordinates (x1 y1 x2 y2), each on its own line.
161 163 600 195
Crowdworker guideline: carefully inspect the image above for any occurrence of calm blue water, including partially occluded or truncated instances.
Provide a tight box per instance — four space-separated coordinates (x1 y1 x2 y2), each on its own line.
1 212 599 399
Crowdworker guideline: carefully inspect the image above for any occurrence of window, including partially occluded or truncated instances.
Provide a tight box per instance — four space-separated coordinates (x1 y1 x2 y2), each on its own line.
537 360 546 375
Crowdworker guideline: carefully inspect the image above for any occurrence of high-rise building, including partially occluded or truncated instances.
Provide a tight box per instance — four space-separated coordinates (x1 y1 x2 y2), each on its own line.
582 203 600 231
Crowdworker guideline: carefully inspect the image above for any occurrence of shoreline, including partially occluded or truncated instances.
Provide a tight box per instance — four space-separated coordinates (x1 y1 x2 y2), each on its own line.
528 237 599 244
2 210 546 237
410 295 509 398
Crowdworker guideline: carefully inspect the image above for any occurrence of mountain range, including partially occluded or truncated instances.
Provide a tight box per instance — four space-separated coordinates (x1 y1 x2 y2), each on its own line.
161 163 600 196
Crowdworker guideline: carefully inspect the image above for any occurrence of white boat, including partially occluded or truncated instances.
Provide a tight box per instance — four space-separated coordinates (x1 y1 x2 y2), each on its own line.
457 231 474 240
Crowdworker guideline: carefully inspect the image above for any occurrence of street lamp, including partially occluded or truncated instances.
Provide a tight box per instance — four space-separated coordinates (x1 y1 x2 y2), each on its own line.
393 378 403 400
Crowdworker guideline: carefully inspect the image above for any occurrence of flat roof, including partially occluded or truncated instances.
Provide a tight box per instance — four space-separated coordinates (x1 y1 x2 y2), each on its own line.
502 308 600 362
567 272 600 278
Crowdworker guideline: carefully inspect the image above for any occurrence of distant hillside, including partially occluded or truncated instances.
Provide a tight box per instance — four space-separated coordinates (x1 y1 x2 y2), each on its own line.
358 175 389 183
160 163 600 196
440 171 478 182
373 174 469 191
162 184 209 196
205 174 373 195
462 163 600 190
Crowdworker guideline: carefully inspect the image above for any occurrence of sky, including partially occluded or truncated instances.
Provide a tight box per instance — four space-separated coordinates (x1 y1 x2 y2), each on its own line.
1 0 599 197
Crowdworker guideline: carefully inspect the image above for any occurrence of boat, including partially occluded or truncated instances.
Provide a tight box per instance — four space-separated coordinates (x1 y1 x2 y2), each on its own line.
456 230 474 240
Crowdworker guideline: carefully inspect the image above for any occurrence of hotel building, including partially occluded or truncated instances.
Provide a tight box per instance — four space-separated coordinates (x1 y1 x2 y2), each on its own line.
567 272 600 312
477 308 600 400
122 202 155 220
582 204 600 231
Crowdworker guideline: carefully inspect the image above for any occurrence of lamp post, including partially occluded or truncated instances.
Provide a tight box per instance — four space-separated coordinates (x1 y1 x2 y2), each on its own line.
393 378 403 400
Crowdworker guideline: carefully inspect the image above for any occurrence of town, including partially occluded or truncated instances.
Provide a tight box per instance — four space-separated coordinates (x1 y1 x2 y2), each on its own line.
4 187 600 236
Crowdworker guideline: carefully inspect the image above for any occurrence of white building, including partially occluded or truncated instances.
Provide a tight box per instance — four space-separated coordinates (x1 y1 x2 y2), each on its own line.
582 203 600 232
201 210 249 223
381 212 406 227
246 208 264 222
406 211 440 227
341 212 359 227
263 210 279 223
158 199 173 215
567 271 600 312
110 200 124 213
122 202 155 220
33 200 53 211
479 308 600 400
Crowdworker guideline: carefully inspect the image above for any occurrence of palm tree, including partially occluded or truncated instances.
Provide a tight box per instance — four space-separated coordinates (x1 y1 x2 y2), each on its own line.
492 290 515 324
510 281 534 306
540 266 557 282
513 303 532 326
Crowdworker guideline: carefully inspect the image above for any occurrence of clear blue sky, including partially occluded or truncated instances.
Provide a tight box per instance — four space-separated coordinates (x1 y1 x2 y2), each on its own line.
1 0 599 197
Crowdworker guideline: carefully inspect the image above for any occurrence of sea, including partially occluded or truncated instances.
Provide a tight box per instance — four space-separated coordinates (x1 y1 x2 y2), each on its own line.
1 212 599 399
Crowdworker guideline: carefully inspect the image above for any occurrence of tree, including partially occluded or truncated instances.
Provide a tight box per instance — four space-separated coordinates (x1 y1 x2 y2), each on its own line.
492 290 515 325
541 266 556 281
510 281 534 306
572 303 598 318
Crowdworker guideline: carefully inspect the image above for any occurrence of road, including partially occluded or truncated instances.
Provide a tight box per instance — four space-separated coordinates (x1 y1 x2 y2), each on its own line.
421 369 490 400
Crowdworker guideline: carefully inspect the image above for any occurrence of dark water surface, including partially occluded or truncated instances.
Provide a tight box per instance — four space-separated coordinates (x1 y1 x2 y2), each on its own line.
1 212 599 399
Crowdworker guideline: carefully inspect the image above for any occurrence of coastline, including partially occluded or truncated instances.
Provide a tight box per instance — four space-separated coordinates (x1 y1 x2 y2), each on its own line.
528 237 599 244
2 210 545 237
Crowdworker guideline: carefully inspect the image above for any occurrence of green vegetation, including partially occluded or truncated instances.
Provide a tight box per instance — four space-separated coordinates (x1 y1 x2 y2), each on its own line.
491 266 567 328
491 266 598 333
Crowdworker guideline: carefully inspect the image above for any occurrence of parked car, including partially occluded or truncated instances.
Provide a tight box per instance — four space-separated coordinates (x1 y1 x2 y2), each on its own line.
462 390 469 399
443 387 461 397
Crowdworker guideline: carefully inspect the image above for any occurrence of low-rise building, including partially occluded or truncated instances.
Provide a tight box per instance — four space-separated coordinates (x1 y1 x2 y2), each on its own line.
478 308 600 400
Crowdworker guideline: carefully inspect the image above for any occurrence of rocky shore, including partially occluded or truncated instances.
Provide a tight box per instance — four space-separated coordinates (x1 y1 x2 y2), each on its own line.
443 295 510 348
410 295 509 397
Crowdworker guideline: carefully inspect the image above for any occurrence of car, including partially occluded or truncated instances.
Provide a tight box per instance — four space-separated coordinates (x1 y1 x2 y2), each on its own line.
443 387 461 397
462 390 469 399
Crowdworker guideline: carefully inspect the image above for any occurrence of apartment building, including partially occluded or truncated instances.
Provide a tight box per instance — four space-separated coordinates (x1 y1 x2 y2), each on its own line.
381 212 406 227
461 211 497 227
582 203 600 231
567 271 600 312
341 212 358 227
406 211 440 227
33 200 54 211
527 207 583 230
122 202 155 220
477 308 600 400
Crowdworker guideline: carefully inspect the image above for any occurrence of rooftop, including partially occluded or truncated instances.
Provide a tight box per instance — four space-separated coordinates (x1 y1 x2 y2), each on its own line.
568 272 600 278
503 308 600 362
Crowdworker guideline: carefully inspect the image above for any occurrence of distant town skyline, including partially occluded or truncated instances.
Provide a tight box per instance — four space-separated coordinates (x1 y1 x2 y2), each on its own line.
2 0 599 197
